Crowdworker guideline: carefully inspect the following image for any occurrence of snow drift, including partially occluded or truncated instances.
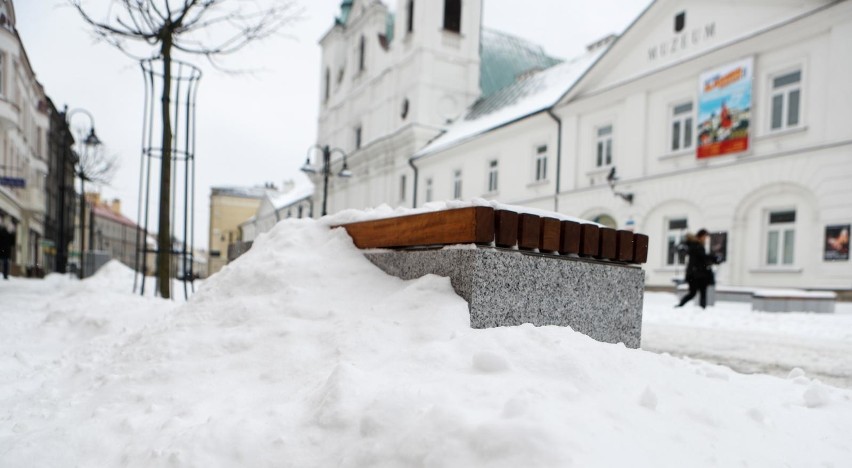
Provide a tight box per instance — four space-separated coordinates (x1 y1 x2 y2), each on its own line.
1 219 851 467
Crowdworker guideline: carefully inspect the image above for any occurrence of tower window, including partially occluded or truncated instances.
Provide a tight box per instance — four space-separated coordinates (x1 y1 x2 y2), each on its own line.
407 0 415 33
443 0 461 33
324 67 330 102
359 35 366 72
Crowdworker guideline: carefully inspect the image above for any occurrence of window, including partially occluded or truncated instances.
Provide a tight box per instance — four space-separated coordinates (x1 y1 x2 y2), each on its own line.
355 126 362 150
766 210 796 265
487 160 498 193
425 177 433 203
323 67 330 102
443 0 461 33
358 35 366 72
534 145 547 182
399 174 407 201
770 70 801 131
595 125 612 167
453 169 462 199
665 218 688 266
670 102 693 151
0 52 4 96
407 0 415 33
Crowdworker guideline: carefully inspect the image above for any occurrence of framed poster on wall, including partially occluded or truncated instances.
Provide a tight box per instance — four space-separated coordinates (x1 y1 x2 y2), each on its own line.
824 225 850 261
710 232 728 263
697 57 753 159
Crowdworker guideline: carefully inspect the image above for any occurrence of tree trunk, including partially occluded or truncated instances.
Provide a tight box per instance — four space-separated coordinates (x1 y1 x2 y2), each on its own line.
157 38 173 298
79 177 85 279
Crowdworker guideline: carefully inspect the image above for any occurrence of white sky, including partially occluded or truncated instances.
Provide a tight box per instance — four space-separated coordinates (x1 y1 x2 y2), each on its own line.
15 0 651 249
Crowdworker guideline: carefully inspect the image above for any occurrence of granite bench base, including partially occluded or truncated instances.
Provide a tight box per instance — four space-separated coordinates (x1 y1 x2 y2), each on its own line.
365 246 645 349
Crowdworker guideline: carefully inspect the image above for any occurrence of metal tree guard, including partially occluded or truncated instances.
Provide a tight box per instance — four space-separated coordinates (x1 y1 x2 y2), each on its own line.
134 59 201 299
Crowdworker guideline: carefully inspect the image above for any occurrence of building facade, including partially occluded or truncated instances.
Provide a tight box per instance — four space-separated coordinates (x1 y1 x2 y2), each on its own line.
0 0 50 276
208 186 268 276
239 181 313 243
43 98 77 274
317 0 852 291
310 0 559 215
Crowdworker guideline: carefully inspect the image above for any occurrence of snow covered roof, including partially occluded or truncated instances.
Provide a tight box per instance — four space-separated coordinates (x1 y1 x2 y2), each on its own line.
211 186 272 200
480 28 562 98
92 204 138 230
268 183 314 211
414 47 606 158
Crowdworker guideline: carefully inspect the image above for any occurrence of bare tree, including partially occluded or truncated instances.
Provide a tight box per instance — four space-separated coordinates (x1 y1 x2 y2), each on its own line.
69 0 300 298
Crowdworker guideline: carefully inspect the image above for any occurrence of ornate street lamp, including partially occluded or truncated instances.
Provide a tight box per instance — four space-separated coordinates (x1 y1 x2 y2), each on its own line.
301 145 352 217
65 108 102 278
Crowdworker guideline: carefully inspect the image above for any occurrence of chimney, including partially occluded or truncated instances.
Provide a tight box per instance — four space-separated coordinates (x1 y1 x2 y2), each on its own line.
85 192 101 206
111 199 122 215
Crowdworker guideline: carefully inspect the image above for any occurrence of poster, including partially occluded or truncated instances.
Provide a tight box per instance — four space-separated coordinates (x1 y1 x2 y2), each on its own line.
824 225 850 261
710 231 727 263
697 57 753 159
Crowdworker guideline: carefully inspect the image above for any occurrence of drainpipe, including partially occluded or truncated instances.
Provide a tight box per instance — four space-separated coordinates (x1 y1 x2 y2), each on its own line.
408 156 419 208
546 108 563 213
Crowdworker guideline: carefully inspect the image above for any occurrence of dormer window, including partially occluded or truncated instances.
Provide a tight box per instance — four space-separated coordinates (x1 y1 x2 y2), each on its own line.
443 0 461 33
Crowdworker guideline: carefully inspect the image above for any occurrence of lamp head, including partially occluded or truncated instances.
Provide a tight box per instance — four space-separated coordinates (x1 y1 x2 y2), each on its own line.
84 128 101 147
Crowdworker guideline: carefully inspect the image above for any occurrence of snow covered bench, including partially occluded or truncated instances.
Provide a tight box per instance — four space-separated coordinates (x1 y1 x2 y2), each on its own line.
752 290 837 313
336 206 649 348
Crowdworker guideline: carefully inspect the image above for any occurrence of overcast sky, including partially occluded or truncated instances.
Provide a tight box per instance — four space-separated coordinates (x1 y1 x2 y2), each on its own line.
15 0 651 249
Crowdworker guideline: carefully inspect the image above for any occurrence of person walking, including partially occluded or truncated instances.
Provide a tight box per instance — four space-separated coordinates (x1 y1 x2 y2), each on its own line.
675 228 717 309
0 216 14 280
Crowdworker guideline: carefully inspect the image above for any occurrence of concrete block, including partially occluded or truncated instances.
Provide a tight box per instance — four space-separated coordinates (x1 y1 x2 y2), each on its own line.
365 246 645 348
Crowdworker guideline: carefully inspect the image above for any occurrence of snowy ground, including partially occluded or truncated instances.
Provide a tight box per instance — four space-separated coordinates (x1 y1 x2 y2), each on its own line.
642 293 852 389
1 219 851 466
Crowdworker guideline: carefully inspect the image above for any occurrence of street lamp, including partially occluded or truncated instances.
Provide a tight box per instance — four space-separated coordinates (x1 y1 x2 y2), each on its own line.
300 145 352 217
65 108 102 279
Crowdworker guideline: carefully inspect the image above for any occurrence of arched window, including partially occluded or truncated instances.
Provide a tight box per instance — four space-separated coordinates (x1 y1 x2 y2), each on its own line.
443 0 461 33
593 214 617 229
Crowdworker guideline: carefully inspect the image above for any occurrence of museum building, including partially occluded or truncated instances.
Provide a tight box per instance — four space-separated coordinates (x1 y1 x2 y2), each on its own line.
312 0 852 291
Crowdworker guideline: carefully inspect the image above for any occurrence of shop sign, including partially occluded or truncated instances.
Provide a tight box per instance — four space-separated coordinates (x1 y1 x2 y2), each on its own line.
697 57 753 159
0 177 26 188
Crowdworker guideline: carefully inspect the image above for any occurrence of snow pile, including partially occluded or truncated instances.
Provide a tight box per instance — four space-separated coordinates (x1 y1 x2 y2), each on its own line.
2 219 852 466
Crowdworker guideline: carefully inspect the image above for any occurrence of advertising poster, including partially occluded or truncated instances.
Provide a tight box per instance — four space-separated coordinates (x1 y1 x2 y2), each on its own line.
697 57 753 159
710 232 727 263
824 224 850 261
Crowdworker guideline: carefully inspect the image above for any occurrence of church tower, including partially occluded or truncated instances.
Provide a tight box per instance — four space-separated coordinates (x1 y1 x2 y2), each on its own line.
314 0 483 212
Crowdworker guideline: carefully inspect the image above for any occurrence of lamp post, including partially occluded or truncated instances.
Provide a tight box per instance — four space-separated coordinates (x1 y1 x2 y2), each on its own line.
65 108 102 279
300 145 352 217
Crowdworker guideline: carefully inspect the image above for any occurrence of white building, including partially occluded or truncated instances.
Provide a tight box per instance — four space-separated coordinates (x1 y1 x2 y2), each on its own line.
311 0 559 213
239 181 314 243
314 0 852 292
0 0 50 275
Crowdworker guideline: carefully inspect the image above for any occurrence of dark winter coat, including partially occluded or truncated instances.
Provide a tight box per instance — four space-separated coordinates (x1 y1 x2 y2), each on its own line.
0 227 13 259
682 239 716 287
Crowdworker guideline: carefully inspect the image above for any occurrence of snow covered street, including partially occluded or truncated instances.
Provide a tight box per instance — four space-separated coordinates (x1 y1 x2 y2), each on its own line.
1 219 851 466
642 292 852 389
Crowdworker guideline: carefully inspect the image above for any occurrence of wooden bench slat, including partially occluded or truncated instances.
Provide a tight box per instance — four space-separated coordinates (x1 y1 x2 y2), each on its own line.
633 233 649 264
518 213 541 250
598 227 617 260
338 206 495 249
495 210 519 248
579 224 600 257
616 230 634 262
539 217 561 253
559 220 582 255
